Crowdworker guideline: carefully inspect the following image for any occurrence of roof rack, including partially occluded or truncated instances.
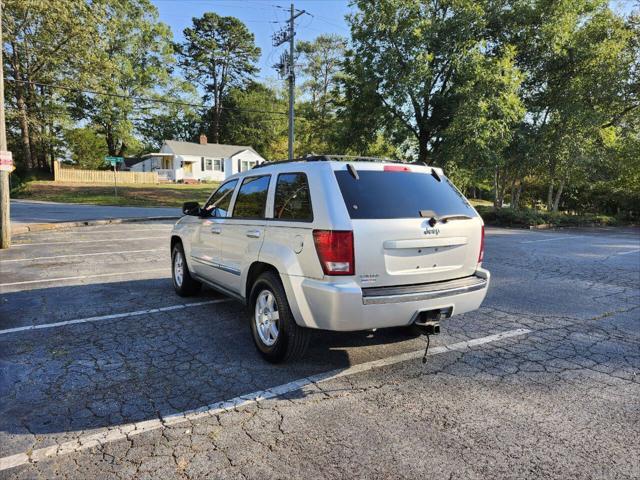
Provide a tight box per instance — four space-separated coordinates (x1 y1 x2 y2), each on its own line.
253 154 426 169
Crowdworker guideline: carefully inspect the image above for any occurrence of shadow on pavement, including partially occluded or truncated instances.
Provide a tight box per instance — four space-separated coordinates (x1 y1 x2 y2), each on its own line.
0 278 415 440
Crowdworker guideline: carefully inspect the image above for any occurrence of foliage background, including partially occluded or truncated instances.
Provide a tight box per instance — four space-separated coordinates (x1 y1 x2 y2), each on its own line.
3 0 638 217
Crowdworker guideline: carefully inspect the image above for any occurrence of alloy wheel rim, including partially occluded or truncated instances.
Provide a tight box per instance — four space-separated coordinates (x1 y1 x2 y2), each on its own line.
174 252 184 287
254 289 279 346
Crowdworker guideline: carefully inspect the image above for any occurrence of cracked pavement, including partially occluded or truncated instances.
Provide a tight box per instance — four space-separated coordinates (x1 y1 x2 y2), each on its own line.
0 222 638 479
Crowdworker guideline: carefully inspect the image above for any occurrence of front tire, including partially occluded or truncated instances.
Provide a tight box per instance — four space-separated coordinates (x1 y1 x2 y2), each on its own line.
249 271 309 363
172 242 201 296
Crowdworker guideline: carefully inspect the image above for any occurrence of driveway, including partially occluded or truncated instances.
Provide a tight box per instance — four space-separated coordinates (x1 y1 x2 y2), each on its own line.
0 224 638 478
10 199 180 227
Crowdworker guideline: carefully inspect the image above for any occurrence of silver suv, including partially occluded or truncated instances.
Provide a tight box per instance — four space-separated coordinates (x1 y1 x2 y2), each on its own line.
170 157 489 362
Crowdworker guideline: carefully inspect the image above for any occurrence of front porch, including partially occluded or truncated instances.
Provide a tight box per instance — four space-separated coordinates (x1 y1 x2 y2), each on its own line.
156 167 197 183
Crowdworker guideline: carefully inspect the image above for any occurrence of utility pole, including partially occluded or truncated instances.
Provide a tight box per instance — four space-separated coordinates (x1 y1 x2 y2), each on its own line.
287 3 295 162
0 1 11 249
272 3 306 161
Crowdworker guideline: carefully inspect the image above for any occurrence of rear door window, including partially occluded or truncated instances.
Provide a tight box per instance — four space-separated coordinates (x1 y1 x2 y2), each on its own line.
273 173 313 221
232 175 270 219
334 170 476 219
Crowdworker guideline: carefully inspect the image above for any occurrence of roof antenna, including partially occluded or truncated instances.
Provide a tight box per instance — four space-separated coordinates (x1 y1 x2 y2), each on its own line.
346 163 359 180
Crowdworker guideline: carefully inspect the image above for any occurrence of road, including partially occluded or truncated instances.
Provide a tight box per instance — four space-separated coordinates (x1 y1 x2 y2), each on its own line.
0 223 638 479
10 199 180 226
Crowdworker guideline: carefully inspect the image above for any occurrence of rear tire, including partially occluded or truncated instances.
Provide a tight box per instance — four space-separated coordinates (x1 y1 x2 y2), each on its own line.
172 242 201 297
249 271 310 363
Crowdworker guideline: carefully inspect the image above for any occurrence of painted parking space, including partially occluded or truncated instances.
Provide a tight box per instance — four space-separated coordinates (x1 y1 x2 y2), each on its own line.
0 224 638 478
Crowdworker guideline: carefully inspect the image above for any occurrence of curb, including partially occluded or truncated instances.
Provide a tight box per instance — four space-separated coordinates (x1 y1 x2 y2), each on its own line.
12 216 181 236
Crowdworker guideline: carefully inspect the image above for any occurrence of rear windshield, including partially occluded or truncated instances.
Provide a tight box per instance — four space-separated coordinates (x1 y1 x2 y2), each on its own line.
334 170 476 219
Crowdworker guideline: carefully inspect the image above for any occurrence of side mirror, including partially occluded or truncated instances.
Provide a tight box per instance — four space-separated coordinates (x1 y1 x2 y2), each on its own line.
182 201 201 216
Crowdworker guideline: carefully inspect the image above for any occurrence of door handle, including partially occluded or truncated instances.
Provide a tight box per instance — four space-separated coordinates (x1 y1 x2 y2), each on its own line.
211 226 222 234
246 230 261 238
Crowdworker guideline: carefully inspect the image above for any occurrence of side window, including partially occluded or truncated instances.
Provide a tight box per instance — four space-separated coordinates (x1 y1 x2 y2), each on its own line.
203 180 238 218
274 173 313 221
232 175 270 219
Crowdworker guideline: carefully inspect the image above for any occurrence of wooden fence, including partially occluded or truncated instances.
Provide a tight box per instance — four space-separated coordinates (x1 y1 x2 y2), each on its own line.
54 162 159 184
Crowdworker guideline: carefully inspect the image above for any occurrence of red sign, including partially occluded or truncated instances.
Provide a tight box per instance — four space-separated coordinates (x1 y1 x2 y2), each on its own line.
0 150 14 172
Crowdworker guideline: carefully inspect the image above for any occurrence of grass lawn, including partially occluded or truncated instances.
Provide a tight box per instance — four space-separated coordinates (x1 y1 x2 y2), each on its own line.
14 181 498 210
13 181 218 208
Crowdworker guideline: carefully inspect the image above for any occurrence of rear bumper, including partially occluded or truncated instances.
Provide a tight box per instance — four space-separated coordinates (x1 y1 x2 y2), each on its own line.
283 268 490 331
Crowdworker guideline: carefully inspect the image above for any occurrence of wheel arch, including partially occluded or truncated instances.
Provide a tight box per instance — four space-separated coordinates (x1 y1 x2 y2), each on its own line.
170 235 182 252
245 261 280 302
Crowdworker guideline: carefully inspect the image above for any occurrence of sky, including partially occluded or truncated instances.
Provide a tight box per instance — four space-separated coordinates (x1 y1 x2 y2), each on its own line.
151 0 637 84
151 0 354 83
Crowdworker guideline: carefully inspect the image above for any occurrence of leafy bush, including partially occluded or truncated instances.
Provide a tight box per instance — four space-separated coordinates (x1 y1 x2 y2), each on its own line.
476 206 619 228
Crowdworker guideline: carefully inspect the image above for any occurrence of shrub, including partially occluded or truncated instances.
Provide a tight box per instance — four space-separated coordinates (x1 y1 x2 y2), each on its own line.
476 206 618 228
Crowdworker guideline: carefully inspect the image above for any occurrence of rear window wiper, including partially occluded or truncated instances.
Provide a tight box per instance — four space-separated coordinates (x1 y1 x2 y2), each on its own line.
438 214 473 223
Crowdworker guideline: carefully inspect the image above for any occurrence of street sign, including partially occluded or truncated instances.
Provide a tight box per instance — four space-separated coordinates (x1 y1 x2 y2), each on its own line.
104 156 123 198
0 150 13 172
105 156 124 167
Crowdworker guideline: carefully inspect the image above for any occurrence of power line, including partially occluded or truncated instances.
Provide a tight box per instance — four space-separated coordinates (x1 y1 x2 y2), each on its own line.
5 78 291 117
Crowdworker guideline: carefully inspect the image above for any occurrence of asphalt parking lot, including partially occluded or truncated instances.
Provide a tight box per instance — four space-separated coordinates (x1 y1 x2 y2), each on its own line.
0 222 638 479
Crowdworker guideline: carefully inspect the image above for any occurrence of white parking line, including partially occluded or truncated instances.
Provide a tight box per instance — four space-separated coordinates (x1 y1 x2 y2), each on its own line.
617 248 640 256
0 298 231 336
14 228 172 236
0 248 164 264
0 328 530 472
0 268 169 287
11 236 167 247
520 235 583 244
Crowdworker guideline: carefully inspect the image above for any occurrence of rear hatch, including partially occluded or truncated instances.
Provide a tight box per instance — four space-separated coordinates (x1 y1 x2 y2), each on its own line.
333 165 483 288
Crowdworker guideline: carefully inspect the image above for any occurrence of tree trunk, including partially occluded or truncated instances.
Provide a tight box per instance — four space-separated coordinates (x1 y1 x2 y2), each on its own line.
27 80 41 169
11 43 33 170
493 166 502 209
547 180 554 211
417 128 429 164
209 103 221 144
15 89 32 169
106 125 116 156
513 182 522 210
552 180 564 212
50 147 55 175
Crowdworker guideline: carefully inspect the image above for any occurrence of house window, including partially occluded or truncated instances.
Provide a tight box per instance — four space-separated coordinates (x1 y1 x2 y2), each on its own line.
205 158 213 171
240 160 257 172
213 159 223 171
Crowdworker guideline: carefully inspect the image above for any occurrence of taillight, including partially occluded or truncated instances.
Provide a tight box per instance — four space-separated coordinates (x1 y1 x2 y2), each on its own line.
383 165 411 172
478 225 485 264
313 230 355 275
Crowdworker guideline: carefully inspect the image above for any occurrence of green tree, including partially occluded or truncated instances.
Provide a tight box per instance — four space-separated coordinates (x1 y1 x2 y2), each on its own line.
505 0 639 210
4 0 96 171
178 13 260 143
445 46 524 208
135 82 201 151
63 127 108 169
69 0 178 157
346 0 524 167
218 82 288 159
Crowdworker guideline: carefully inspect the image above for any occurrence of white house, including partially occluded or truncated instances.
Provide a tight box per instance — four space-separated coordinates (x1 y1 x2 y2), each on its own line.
129 135 266 182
